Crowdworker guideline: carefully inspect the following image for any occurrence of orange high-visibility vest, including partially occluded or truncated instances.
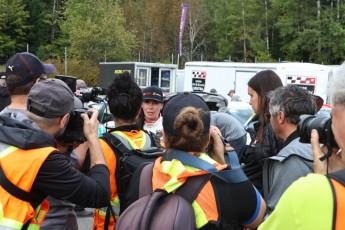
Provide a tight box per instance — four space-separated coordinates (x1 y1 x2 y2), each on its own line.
151 157 220 229
0 144 56 230
93 130 152 230
329 177 345 230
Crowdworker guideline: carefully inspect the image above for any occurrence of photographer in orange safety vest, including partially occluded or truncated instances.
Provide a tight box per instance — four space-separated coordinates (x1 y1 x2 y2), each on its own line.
0 72 110 229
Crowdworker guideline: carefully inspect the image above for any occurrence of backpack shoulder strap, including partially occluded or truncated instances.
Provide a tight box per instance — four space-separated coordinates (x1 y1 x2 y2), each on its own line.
142 130 158 148
101 132 128 230
175 174 213 203
166 149 248 183
139 163 155 198
101 132 130 158
101 132 129 192
138 162 212 203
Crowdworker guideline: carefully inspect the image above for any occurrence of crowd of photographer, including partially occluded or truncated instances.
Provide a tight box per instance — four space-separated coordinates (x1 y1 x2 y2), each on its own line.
0 51 344 230
0 52 110 229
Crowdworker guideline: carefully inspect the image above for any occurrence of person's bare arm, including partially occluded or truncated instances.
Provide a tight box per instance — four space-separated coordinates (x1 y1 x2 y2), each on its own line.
81 109 106 168
208 126 226 164
245 195 266 229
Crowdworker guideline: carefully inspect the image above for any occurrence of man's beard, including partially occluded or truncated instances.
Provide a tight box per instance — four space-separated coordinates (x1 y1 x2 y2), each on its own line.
54 126 66 139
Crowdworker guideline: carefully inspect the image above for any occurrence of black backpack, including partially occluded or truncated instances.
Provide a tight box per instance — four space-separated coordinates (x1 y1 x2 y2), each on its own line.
101 132 164 214
115 163 212 230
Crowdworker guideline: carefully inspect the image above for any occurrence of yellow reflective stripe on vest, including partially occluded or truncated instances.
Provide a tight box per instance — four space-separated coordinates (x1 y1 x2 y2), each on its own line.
0 146 18 159
0 147 51 230
32 201 48 226
0 202 24 229
95 195 120 218
192 201 208 229
161 154 214 193
113 195 120 207
0 146 29 230
160 153 216 229
0 219 23 230
27 223 39 230
112 131 146 149
95 206 120 218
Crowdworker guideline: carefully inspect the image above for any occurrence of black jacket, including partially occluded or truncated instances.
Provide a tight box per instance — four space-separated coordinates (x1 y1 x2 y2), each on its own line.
242 118 283 195
0 87 10 111
0 115 110 209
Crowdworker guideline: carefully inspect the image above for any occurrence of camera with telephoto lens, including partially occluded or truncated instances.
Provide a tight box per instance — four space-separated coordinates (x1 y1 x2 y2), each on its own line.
79 87 107 103
59 108 93 143
297 114 338 147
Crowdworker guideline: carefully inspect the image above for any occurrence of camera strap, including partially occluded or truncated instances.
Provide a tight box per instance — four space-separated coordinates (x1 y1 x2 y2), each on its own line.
164 149 248 183
319 120 334 162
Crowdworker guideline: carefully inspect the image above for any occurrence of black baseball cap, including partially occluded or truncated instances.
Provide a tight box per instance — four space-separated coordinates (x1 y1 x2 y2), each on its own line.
143 86 163 103
6 52 56 86
163 92 210 136
27 78 74 118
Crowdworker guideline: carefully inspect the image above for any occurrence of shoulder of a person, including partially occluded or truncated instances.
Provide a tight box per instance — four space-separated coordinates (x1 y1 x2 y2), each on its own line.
46 150 70 160
286 173 329 196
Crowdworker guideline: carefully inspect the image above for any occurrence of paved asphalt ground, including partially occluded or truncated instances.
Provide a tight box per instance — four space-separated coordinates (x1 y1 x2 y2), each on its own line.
77 208 94 229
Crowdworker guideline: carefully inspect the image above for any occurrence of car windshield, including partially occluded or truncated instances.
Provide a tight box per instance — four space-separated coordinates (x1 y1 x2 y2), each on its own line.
226 102 254 126
227 108 254 125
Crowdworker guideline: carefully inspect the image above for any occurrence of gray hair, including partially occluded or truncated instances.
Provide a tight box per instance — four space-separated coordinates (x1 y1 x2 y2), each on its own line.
268 85 317 125
329 63 345 107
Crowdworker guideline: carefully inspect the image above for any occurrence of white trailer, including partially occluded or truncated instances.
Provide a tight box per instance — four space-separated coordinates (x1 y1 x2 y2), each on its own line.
99 62 178 94
181 61 332 103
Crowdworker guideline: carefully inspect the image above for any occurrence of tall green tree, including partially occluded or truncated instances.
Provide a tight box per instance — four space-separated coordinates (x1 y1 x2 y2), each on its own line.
316 1 345 64
270 0 320 62
204 0 237 61
0 0 30 60
25 0 54 59
129 0 180 62
205 0 268 62
60 0 137 63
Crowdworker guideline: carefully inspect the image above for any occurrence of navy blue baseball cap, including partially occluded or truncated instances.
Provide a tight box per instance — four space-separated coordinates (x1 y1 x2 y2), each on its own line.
163 92 210 136
6 52 56 86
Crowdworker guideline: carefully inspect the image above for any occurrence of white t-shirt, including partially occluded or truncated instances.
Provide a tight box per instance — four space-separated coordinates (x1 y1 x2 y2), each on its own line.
143 115 163 135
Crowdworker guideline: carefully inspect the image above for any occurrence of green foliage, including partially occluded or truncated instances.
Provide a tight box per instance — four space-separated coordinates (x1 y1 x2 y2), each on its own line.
0 0 30 58
2 0 345 70
60 0 137 63
25 0 52 54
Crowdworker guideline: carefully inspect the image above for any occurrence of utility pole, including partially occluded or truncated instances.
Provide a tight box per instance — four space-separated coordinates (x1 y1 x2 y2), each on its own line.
317 0 321 54
64 47 67 75
265 0 269 51
242 0 247 62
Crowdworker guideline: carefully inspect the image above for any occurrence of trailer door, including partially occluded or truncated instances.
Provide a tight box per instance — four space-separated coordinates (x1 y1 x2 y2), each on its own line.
159 69 172 93
235 71 257 103
136 67 150 87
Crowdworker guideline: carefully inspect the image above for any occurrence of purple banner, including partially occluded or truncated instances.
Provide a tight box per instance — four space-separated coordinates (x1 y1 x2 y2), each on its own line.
178 4 188 56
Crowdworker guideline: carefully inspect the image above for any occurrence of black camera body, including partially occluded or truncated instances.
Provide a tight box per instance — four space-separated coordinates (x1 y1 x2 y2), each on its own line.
78 87 107 103
297 114 337 147
55 75 77 92
59 108 92 143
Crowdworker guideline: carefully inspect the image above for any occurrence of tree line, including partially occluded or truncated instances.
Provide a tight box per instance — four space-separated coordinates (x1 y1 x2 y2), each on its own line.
1 0 344 85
